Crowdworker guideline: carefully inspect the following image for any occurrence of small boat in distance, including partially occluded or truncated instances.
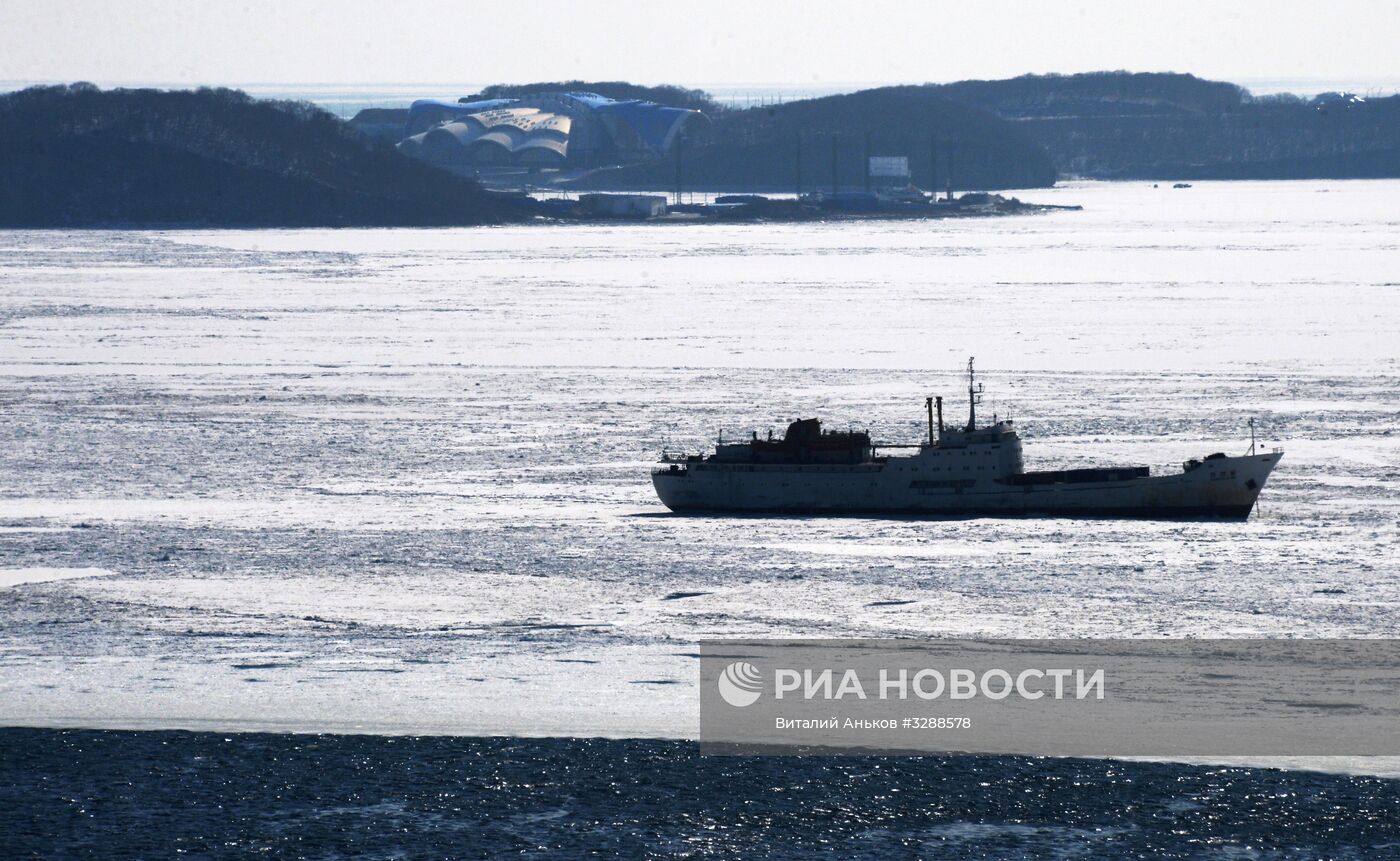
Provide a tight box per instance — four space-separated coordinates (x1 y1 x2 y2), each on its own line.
652 359 1281 520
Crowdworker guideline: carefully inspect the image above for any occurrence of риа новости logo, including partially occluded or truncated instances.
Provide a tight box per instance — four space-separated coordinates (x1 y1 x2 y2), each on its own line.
717 661 763 707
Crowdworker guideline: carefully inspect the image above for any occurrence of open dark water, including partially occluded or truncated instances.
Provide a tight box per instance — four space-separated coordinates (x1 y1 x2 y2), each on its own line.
3 729 1399 860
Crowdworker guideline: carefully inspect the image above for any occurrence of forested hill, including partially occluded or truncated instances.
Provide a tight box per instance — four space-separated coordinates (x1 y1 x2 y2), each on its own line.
0 84 509 227
923 72 1400 179
578 72 1400 188
578 87 1057 192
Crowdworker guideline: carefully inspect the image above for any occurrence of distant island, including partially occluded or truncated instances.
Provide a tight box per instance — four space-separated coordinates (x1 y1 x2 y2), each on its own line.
370 82 1055 193
4 72 1397 229
355 72 1400 190
569 86 1057 192
0 84 510 227
913 72 1400 180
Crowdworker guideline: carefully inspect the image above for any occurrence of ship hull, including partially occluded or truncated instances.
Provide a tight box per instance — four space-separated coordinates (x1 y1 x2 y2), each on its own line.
653 452 1280 521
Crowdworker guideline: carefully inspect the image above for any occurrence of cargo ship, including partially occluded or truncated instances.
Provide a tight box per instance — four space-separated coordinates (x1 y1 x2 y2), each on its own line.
652 360 1281 520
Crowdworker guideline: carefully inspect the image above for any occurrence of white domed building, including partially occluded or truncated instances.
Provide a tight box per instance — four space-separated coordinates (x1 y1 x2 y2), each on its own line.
397 92 706 171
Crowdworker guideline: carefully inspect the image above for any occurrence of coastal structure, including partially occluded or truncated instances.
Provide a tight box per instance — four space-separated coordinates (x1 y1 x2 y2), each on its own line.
397 91 706 170
653 360 1281 519
576 193 667 218
400 105 572 167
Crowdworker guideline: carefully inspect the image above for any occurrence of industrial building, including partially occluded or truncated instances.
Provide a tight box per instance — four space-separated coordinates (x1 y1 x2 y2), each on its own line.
576 193 668 218
396 92 706 170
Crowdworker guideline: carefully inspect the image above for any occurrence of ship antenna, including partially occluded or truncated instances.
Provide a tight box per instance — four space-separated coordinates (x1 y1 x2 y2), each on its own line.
966 356 983 431
1247 417 1256 456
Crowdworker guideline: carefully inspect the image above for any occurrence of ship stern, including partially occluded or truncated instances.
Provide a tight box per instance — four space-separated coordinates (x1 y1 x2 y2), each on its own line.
652 466 696 512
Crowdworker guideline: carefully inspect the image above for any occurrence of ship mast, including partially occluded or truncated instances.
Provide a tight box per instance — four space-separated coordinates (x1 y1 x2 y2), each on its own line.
965 356 983 431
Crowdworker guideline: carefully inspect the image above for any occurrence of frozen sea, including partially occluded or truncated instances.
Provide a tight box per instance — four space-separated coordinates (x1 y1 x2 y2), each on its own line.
1 179 1398 744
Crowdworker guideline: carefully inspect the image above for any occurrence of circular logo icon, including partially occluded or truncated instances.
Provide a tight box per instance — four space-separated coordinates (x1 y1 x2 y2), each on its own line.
717 661 763 708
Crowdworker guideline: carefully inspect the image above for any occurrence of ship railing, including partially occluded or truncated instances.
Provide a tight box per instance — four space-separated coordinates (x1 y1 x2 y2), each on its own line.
656 451 697 464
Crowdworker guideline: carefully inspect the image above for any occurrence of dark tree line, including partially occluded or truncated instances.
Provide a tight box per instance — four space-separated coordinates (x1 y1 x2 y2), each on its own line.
468 81 723 114
915 72 1400 179
571 72 1400 189
0 84 511 227
577 87 1057 193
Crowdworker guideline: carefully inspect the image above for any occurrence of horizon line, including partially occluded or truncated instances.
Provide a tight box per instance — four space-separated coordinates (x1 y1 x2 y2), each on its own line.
3 74 1399 99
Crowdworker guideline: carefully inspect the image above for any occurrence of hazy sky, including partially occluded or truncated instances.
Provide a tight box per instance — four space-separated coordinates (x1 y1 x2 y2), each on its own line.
3 0 1398 90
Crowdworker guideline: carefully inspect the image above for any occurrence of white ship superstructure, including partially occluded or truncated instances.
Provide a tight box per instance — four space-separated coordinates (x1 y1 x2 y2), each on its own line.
652 360 1281 520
